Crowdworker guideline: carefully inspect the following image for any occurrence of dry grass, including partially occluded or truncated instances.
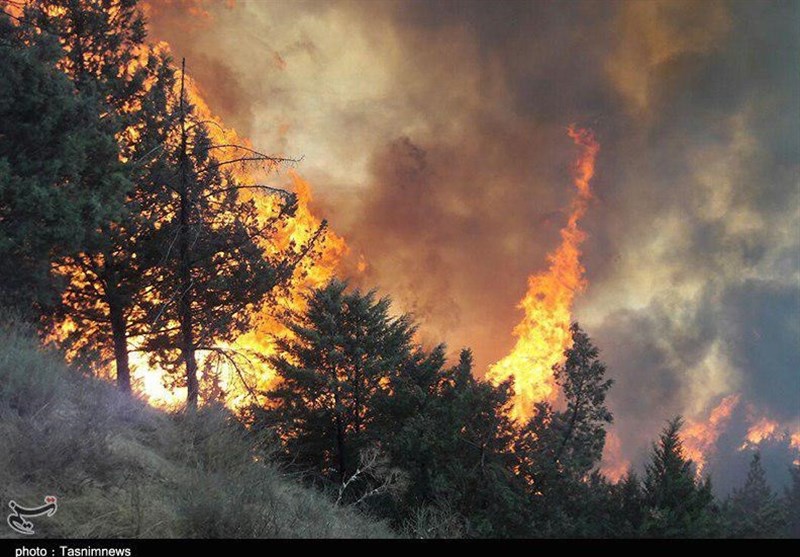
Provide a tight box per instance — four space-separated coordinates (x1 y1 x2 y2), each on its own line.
0 320 393 539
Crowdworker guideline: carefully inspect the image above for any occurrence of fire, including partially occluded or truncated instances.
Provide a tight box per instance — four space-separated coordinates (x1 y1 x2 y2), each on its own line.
34 14 348 411
743 416 779 447
682 394 740 476
600 430 630 482
223 173 347 410
129 65 347 410
739 411 800 453
678 397 800 476
487 126 599 421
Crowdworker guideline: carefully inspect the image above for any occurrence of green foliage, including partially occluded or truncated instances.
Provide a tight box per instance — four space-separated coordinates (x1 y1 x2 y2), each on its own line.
611 471 646 536
29 0 147 119
722 452 786 538
24 0 311 402
22 0 171 391
513 322 614 536
379 347 529 537
259 282 535 537
641 417 718 538
0 13 126 313
260 280 415 487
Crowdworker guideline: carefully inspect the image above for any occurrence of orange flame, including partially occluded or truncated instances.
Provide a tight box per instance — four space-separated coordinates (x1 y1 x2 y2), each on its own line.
40 26 347 410
486 126 599 421
742 416 779 448
682 394 741 476
739 411 800 453
130 67 347 411
601 430 630 482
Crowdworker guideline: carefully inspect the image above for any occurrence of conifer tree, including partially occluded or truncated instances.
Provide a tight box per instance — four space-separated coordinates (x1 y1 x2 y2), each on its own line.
263 280 415 486
26 1 316 401
140 61 313 409
723 452 785 538
615 471 645 536
513 323 613 534
641 417 718 537
378 346 529 537
0 10 126 315
26 0 173 391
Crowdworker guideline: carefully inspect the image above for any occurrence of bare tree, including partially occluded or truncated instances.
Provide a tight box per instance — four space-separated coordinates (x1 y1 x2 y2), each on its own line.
335 447 408 507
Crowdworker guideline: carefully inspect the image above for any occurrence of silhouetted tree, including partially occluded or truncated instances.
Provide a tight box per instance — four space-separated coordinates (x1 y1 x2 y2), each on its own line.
26 0 174 392
261 280 415 487
641 417 718 538
141 60 312 409
0 12 126 315
723 452 785 538
612 471 645 537
514 323 614 535
379 347 528 537
783 464 800 538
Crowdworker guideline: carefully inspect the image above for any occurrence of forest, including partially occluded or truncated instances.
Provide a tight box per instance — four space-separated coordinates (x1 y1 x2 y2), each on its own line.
0 0 798 540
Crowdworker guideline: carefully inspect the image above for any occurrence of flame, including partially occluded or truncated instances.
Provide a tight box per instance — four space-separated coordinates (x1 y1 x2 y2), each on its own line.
742 416 779 448
601 430 630 482
34 13 348 411
682 394 740 476
486 126 599 421
129 65 348 411
739 411 800 453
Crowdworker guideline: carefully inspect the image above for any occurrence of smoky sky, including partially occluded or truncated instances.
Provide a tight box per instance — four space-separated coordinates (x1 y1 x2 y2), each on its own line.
145 0 800 490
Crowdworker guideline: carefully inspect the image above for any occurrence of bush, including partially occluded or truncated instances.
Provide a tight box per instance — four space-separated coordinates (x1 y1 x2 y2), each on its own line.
0 318 65 417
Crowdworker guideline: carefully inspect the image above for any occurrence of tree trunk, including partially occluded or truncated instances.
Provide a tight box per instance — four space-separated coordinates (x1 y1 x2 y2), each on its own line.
335 411 347 485
108 295 131 394
333 376 347 484
177 58 199 410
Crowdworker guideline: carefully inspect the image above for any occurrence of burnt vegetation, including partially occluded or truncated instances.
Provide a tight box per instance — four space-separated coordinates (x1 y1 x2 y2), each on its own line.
0 0 798 539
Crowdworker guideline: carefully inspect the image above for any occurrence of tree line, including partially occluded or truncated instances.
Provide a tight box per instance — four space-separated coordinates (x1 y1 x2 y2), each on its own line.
1 0 322 409
1 0 797 539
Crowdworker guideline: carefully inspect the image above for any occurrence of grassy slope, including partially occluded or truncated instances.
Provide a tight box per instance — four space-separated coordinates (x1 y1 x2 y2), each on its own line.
0 321 392 539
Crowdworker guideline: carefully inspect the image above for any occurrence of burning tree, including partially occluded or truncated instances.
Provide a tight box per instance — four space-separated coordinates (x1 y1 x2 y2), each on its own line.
25 0 179 391
512 323 613 534
139 59 322 410
22 0 328 407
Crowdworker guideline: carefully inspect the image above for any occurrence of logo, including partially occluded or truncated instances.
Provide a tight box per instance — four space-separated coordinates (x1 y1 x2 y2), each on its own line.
7 496 58 535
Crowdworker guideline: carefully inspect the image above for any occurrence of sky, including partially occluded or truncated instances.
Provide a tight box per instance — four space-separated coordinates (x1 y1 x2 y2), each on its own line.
143 0 800 491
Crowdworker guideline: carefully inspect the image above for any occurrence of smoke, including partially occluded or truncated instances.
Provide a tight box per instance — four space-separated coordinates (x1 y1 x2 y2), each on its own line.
144 0 800 490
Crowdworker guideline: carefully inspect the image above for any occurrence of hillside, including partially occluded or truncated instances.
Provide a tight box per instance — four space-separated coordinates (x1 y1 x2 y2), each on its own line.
0 320 392 539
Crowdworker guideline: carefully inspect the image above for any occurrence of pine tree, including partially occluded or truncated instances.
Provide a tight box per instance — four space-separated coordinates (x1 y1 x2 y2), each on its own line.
439 363 527 537
29 0 147 113
0 11 126 315
141 61 311 409
641 417 718 538
26 0 171 391
723 452 785 538
261 280 415 487
615 471 645 536
513 323 614 535
552 322 614 477
27 1 314 400
378 346 529 537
